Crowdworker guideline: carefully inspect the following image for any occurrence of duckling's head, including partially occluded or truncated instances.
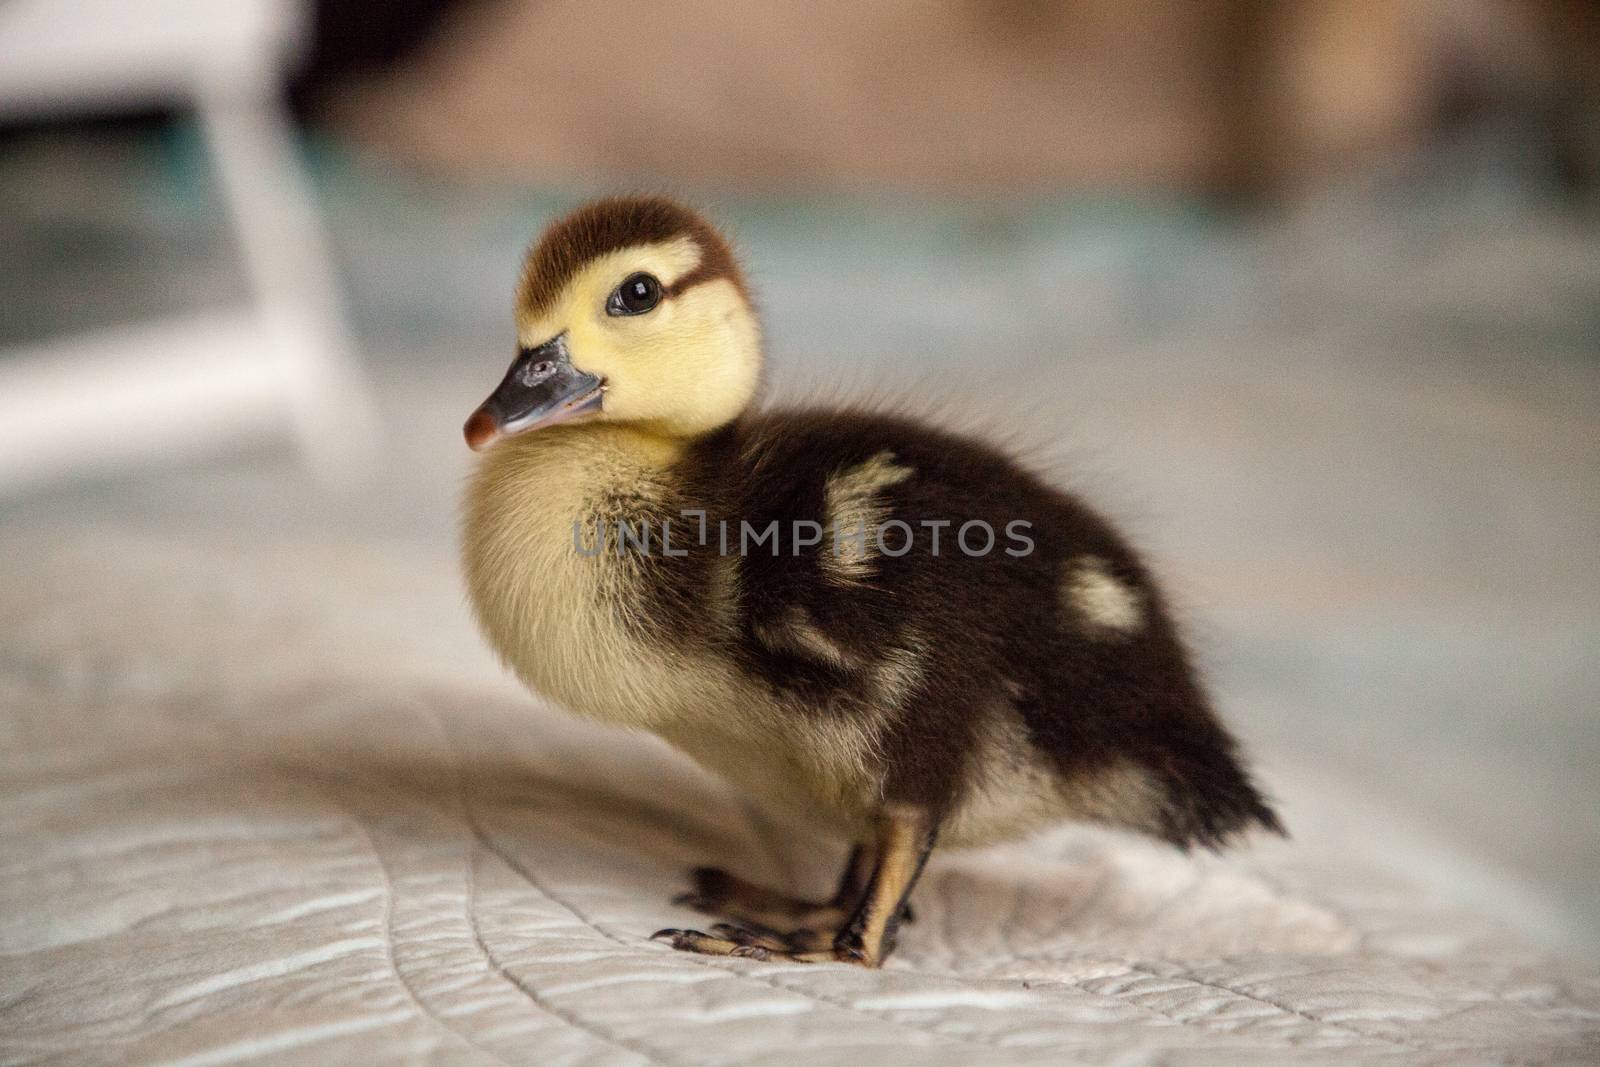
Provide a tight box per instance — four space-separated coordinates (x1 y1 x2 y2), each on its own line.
464 196 759 450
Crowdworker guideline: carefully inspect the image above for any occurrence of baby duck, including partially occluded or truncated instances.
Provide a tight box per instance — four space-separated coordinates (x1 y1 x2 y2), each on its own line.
462 196 1282 968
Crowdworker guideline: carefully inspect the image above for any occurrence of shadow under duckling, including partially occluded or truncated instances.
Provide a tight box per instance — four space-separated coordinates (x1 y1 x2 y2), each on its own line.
461 196 1283 967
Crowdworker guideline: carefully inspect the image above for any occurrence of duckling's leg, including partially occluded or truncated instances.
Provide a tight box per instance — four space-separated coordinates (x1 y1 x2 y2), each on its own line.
654 804 937 966
831 804 937 966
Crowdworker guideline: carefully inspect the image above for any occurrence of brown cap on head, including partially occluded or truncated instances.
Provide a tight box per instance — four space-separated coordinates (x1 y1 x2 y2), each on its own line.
517 196 747 319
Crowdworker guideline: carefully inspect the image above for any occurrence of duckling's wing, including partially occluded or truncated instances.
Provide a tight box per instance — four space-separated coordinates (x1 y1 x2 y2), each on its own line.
710 408 1282 851
718 414 927 684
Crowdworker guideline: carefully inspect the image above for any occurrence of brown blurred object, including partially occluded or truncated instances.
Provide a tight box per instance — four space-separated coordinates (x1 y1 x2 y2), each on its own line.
326 0 1600 196
1248 0 1600 192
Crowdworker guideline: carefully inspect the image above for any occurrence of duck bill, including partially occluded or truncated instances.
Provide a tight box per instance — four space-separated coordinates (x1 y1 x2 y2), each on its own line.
464 334 604 451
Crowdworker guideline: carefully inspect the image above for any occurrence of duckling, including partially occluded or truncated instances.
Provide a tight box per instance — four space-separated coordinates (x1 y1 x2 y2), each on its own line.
461 196 1283 968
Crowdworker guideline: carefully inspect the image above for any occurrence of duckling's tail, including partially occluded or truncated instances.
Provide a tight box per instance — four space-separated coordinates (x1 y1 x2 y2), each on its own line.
1147 737 1287 852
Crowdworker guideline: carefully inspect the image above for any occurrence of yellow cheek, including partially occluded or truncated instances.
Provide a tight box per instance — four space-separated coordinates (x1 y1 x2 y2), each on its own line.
553 286 756 433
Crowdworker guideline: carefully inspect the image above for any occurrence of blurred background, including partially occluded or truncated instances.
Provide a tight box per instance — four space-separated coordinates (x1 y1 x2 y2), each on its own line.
2 0 1597 965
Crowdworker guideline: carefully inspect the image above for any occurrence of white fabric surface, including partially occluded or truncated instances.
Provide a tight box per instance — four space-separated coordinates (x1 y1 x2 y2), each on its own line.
3 521 1598 1065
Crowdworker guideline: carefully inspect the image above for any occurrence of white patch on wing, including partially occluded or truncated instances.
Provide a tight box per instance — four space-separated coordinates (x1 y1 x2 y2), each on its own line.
869 628 927 710
1063 556 1142 635
754 605 856 670
822 451 914 584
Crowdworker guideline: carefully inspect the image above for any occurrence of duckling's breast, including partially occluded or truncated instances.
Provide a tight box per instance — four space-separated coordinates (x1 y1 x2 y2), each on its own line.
462 428 703 728
460 429 883 835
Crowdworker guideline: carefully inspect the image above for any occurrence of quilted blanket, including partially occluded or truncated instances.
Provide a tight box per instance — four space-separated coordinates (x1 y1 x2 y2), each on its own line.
2 519 1597 1066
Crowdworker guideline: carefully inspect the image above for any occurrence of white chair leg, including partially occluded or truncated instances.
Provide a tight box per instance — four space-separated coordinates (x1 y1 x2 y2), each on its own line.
194 83 377 487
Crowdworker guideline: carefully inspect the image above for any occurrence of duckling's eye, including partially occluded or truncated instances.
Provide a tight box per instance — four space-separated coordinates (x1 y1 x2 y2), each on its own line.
608 272 662 316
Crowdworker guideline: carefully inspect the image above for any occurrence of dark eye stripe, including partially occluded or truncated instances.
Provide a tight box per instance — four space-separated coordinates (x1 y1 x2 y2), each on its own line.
665 260 729 297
